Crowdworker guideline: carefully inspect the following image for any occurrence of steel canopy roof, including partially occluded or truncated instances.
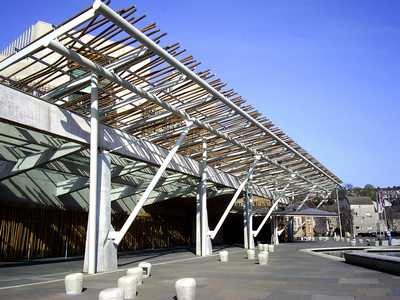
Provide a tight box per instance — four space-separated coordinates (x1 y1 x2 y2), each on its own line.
0 1 341 199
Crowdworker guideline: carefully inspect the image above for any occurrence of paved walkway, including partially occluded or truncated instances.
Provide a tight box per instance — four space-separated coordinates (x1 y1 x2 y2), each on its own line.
1 242 399 299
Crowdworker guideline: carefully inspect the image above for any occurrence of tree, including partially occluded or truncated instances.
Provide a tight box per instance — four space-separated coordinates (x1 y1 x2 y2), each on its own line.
344 183 353 191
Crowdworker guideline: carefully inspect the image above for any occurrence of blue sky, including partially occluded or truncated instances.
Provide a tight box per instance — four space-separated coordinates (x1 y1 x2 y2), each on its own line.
0 0 399 187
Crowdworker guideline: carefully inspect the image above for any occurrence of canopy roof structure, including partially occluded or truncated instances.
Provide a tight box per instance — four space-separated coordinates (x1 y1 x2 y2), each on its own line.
0 1 341 202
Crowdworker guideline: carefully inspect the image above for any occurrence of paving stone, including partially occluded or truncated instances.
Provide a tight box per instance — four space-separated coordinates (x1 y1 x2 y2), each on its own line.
311 295 355 300
338 278 379 284
0 241 398 300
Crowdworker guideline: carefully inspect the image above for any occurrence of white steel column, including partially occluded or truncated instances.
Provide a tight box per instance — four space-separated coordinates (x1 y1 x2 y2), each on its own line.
336 188 343 237
86 73 99 275
84 75 115 274
96 151 117 272
84 151 115 273
243 158 259 249
271 216 274 244
243 201 248 249
273 216 280 245
199 140 211 256
195 181 201 256
244 173 255 249
196 140 209 256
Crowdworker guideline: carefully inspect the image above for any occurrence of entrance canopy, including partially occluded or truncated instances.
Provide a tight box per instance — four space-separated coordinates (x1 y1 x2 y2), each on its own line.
0 1 341 202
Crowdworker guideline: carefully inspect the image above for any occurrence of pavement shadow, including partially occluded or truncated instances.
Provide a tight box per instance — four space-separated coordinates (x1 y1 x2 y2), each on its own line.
118 248 191 267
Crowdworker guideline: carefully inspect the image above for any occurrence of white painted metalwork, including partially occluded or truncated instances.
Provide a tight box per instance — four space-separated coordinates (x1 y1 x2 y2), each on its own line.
198 139 210 256
336 188 343 237
109 120 194 245
92 0 340 187
0 1 342 200
88 73 99 275
0 84 268 199
209 156 260 240
0 8 96 71
0 0 345 269
253 197 282 238
41 27 336 196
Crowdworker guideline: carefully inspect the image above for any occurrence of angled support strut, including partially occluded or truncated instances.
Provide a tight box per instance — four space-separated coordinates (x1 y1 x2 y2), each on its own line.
209 155 260 240
253 196 282 238
293 194 329 236
109 120 194 245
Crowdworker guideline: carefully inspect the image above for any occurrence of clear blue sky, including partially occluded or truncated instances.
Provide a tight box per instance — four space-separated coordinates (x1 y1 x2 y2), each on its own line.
1 0 399 187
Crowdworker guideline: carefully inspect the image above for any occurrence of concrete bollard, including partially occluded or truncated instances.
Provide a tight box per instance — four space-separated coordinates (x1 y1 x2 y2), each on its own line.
257 243 263 251
268 244 274 253
99 288 124 300
375 240 380 246
138 262 152 278
175 278 196 300
263 244 269 252
350 239 356 247
117 276 137 300
219 250 228 262
247 249 256 260
258 251 269 265
127 267 143 286
65 273 83 295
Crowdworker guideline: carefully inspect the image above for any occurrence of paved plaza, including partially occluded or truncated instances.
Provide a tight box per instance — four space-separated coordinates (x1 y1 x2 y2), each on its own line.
0 241 399 300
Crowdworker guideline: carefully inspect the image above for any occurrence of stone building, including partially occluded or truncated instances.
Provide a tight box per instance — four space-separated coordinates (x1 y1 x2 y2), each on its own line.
348 196 379 235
